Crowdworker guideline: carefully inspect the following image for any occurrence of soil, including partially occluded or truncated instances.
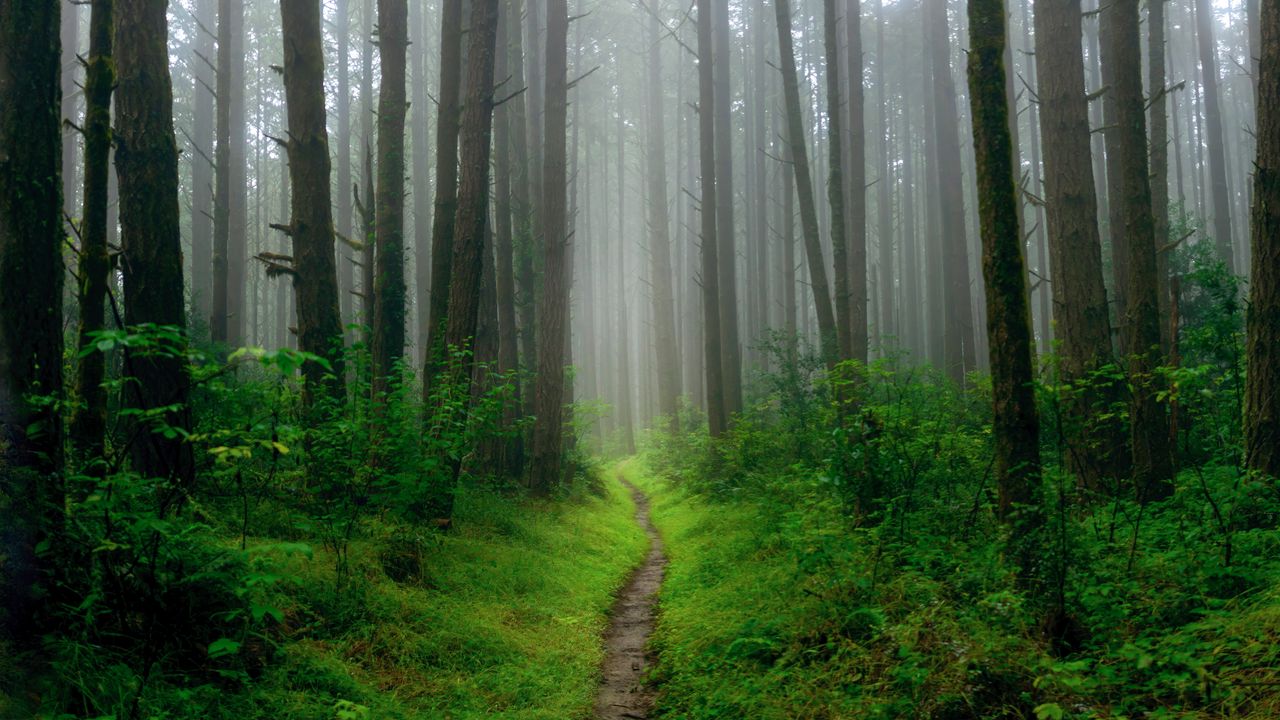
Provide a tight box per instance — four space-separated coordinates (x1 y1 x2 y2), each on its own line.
594 477 667 720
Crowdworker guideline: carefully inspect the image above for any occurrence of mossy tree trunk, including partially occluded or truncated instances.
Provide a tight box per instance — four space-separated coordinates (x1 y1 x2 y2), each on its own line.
372 0 409 393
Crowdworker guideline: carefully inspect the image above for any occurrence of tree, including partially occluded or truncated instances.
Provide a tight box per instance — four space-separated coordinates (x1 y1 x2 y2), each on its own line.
0 0 63 643
372 0 409 391
713 0 743 415
442 0 501 492
825 0 853 361
528 0 571 491
644 12 682 429
1193 0 1236 272
114 0 196 488
926 0 977 383
1150 0 1172 348
278 0 347 402
966 0 1041 549
1245 0 1280 477
1103 0 1174 500
697 0 729 436
212 0 247 345
422 0 464 394
1035 0 1125 483
190 0 215 326
71 0 117 461
775 0 840 367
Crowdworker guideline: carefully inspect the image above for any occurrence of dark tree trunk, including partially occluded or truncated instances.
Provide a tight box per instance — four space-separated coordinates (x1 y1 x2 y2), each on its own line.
212 0 246 346
280 0 347 402
411 0 433 366
71 0 116 462
1103 0 1175 500
697 0 729 436
372 0 409 391
0 0 63 644
1035 0 1125 485
872 0 892 352
927 0 977 383
191 0 215 327
1150 0 1172 351
1245 0 1280 477
825 0 853 361
966 0 1042 551
441 0 501 495
336 0 354 330
645 13 682 429
528 0 571 491
776 0 840 367
114 0 196 489
422 0 464 395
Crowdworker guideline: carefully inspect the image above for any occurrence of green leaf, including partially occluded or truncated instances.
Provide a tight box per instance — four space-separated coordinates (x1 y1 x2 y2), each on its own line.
208 637 241 659
1034 703 1065 720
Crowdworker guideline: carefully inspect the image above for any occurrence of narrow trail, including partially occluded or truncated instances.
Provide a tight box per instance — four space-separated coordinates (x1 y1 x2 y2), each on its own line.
595 476 667 720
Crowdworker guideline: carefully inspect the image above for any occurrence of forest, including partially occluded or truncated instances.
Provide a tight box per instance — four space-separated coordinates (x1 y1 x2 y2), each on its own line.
1 0 1279 714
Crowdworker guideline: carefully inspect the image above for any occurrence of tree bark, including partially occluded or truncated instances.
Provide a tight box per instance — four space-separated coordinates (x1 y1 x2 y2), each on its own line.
1245 0 1280 477
191 0 215 327
1103 0 1175 500
114 0 196 489
411 0 433 365
0 0 63 644
713 0 743 416
776 0 840 368
1150 0 1172 351
372 0 409 391
528 0 571 491
825 0 853 361
696 0 729 437
422 0 464 395
280 0 347 402
71 0 116 462
966 0 1042 563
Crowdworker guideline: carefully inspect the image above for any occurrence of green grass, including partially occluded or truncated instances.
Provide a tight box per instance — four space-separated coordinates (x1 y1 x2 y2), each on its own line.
39 474 648 720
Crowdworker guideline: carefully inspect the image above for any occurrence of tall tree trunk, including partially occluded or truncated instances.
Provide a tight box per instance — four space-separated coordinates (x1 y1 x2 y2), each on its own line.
1104 0 1175 500
423 0 464 394
1245 0 1280 477
71 0 116 461
0 0 64 644
61 0 79 221
528 0 571 490
966 0 1042 568
493 0 525 474
508 0 537 409
776 0 840 368
114 0 196 489
928 0 977 383
372 0 409 391
1193 0 1236 272
872 0 893 352
280 0 347 402
336 0 354 330
697 0 729 436
825 0 853 361
191 0 215 327
616 95 636 453
212 0 246 345
645 12 682 429
1035 0 1125 485
713 0 743 415
412 0 433 366
1150 0 1172 351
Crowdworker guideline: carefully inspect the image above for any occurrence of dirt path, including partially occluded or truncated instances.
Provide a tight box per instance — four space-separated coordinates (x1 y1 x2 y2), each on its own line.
595 476 667 720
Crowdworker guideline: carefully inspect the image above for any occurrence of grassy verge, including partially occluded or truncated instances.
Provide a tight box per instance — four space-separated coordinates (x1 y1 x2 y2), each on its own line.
623 457 1280 720
35 474 647 720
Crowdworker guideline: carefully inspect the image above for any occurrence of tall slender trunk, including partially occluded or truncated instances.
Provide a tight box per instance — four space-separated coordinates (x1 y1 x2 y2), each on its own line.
114 0 196 489
71 0 116 461
776 0 839 367
696 0 729 436
713 0 743 415
1104 0 1175 500
1244 0 1280 477
412 0 434 365
1193 0 1236 272
1150 0 1172 351
423 0 464 394
280 0 347 402
966 0 1042 567
191 0 215 327
616 93 636 453
336 0 355 330
645 13 682 428
872 0 893 351
494 0 525 473
528 0 571 490
825 0 853 361
372 0 409 390
928 0 977 383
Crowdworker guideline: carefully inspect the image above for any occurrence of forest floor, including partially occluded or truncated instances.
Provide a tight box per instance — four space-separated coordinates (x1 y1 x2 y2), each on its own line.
594 476 666 719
